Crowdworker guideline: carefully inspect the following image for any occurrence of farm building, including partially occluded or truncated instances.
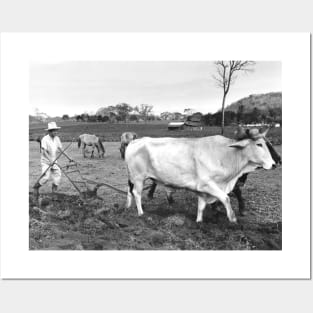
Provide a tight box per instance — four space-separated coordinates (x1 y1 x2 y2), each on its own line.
167 112 204 131
184 112 204 130
184 121 203 130
168 121 185 130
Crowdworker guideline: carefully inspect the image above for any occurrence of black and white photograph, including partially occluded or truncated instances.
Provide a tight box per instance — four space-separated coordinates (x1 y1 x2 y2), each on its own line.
28 60 282 251
1 1 313 312
1 33 310 280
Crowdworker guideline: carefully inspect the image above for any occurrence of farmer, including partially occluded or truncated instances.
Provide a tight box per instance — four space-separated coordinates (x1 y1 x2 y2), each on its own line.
33 121 73 198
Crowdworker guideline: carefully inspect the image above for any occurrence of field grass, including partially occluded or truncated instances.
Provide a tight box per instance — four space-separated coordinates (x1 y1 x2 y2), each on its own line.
29 140 282 250
29 121 282 145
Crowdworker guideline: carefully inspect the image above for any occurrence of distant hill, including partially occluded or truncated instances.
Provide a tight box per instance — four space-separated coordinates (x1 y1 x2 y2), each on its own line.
225 92 282 113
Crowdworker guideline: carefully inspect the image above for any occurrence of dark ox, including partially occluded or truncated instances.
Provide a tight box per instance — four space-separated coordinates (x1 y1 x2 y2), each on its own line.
120 132 138 159
125 129 276 223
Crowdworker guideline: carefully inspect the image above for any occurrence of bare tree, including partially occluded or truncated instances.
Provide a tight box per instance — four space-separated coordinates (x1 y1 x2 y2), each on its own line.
184 108 196 116
115 103 133 122
135 104 153 123
213 61 255 134
160 111 172 120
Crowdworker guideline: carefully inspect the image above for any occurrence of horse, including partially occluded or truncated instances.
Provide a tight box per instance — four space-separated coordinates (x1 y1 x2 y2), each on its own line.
78 134 105 159
120 132 138 159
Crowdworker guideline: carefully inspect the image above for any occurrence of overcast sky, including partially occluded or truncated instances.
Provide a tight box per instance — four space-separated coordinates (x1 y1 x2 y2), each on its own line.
30 61 281 116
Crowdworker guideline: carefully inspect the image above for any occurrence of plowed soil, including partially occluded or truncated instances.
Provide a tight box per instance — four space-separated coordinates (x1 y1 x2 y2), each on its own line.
29 142 282 250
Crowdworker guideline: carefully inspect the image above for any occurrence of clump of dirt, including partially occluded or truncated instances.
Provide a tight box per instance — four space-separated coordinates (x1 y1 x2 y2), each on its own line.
29 192 282 250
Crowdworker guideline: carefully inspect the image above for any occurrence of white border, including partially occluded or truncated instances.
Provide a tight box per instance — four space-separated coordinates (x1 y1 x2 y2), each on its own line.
0 33 310 279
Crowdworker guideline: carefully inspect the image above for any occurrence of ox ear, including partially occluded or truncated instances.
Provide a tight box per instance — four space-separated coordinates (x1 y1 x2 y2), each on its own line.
229 139 250 149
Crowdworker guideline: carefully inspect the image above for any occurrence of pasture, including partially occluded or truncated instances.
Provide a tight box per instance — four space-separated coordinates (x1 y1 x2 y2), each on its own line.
29 121 282 144
29 125 282 250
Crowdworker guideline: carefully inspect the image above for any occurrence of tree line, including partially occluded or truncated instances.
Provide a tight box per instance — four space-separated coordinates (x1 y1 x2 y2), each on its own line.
65 103 158 123
65 103 188 123
63 104 281 127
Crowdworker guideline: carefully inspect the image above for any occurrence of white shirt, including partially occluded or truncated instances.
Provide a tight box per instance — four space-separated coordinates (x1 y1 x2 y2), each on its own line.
41 134 63 167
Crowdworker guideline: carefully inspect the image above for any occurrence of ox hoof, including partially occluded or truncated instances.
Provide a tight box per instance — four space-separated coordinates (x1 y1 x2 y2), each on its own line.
228 210 237 223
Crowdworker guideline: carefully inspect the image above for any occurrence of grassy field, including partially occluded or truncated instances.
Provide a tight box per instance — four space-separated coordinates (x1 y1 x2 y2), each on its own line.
29 138 282 250
29 121 282 145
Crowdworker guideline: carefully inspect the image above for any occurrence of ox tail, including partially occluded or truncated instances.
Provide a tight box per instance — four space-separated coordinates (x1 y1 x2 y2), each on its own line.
120 142 129 160
78 137 81 148
126 163 134 196
98 138 105 154
128 179 134 196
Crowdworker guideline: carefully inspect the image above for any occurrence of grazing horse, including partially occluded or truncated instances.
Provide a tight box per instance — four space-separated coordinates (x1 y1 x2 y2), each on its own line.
78 134 105 159
120 132 138 159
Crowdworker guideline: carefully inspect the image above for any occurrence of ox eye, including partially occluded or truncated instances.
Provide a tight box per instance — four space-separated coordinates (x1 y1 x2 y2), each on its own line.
257 143 263 147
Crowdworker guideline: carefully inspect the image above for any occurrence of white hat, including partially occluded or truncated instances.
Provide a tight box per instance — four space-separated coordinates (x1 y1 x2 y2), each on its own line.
45 122 61 131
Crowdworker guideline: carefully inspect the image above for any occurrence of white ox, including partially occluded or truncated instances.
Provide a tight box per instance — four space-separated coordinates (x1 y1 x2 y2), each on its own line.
125 129 275 223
